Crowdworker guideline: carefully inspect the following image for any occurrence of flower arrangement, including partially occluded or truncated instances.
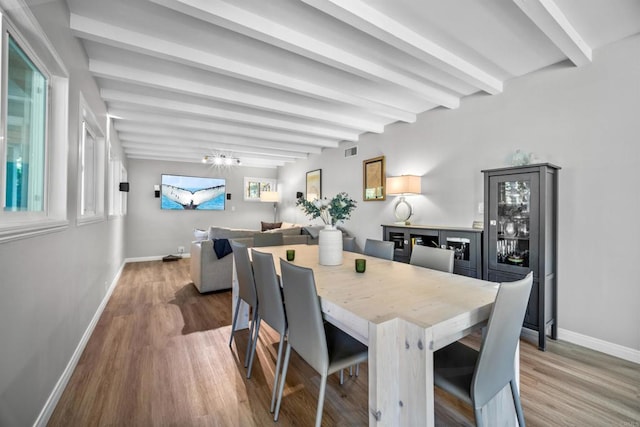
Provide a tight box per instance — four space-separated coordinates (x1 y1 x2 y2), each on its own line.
296 192 357 227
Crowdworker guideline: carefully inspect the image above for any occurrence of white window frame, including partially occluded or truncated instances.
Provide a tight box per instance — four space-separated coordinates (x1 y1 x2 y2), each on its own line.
77 92 105 225
108 156 127 218
243 176 276 201
0 8 69 243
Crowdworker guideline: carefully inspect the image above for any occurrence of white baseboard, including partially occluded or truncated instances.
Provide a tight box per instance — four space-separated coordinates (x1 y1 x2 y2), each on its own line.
125 253 191 263
520 327 639 364
33 261 126 427
558 328 640 364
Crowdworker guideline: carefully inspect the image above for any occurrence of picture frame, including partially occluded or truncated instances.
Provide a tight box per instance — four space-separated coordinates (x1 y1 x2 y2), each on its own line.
306 169 322 202
243 177 276 201
363 156 386 201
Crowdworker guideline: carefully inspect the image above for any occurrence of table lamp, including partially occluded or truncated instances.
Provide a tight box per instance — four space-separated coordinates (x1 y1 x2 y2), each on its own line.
260 191 279 222
386 175 421 224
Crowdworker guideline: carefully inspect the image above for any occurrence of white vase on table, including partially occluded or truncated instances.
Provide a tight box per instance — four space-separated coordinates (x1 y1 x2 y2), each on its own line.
318 224 343 265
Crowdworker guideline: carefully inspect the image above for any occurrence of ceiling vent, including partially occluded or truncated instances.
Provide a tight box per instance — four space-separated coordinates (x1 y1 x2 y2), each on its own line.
344 146 358 158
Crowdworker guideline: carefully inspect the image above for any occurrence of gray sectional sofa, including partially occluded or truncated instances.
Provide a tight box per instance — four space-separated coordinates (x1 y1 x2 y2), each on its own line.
190 225 355 293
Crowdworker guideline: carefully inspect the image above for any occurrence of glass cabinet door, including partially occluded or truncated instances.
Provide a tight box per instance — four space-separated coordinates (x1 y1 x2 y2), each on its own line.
488 173 539 273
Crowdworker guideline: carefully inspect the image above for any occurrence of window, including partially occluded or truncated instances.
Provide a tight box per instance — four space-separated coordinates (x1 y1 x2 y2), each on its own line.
4 35 47 212
108 158 127 217
0 13 69 242
80 121 96 215
77 93 105 224
243 176 276 201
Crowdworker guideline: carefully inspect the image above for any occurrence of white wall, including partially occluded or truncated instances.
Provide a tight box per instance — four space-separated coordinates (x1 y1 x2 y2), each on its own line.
125 159 279 258
0 1 127 425
278 34 640 353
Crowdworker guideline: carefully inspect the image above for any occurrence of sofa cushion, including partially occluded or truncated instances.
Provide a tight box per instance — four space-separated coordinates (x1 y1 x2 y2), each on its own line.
266 226 302 236
261 221 282 231
208 226 256 240
280 221 303 229
302 225 324 239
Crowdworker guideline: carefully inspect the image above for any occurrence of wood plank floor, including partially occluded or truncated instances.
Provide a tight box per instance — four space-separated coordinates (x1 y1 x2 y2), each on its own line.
49 259 640 426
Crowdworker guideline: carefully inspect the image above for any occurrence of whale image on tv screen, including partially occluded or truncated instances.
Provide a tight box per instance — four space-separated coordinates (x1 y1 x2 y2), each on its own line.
161 174 226 210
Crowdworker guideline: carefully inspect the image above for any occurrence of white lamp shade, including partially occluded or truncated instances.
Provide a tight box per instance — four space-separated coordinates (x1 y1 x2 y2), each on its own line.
386 175 421 195
260 191 279 203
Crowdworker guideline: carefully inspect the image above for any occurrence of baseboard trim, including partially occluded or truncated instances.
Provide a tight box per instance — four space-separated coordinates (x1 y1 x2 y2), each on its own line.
520 327 639 364
126 254 191 263
33 261 126 427
558 328 640 364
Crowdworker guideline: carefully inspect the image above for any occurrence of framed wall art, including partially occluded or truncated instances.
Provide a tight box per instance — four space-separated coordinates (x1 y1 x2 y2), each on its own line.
243 177 276 201
363 156 386 201
306 169 322 201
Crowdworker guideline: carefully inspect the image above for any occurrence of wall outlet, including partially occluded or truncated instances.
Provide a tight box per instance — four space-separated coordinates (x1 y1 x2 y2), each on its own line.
178 246 185 254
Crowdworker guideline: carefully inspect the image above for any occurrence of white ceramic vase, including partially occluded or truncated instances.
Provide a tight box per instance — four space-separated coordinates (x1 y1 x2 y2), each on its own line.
318 225 343 266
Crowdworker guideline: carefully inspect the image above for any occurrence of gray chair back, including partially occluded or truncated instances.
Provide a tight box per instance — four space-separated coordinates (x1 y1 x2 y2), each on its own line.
251 249 286 335
230 240 257 306
254 232 284 247
472 272 533 407
409 245 454 273
363 238 395 260
279 259 329 375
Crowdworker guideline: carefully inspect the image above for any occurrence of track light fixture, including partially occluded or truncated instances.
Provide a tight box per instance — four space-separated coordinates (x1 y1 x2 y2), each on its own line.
202 154 241 166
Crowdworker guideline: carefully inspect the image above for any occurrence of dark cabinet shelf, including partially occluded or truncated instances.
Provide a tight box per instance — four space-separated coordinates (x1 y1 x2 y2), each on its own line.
382 224 483 278
482 163 560 351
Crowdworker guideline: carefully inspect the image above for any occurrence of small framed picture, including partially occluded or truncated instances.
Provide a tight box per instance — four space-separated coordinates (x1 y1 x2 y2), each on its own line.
363 156 385 201
306 169 321 202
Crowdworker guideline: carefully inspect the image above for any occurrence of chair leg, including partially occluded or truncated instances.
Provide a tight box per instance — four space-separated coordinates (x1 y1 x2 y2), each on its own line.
355 363 360 377
349 365 353 377
244 306 256 368
315 375 328 427
246 316 261 378
474 407 484 427
274 343 292 421
339 369 344 385
229 298 242 347
510 379 526 427
270 335 286 413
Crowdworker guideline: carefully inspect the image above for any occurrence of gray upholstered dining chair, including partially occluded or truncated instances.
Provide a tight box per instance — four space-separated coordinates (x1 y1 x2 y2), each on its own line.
433 271 533 427
363 238 395 260
229 240 259 376
248 249 288 415
409 245 454 273
253 232 284 247
275 260 368 427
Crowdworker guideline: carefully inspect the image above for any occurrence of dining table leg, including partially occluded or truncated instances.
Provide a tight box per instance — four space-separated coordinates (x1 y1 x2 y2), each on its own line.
368 318 435 426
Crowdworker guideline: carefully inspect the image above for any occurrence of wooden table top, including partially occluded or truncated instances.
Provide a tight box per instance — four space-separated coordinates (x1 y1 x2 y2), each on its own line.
251 244 498 346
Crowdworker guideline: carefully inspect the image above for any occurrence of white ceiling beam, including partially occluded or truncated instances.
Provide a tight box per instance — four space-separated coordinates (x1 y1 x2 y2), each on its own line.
121 142 301 162
120 137 309 159
71 13 416 123
113 124 330 152
124 150 286 168
150 0 460 108
513 0 591 66
109 108 338 147
301 0 502 95
101 89 359 141
90 59 385 133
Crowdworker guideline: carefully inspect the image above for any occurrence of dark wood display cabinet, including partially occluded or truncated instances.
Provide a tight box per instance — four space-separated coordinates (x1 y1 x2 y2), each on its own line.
482 163 560 350
382 224 483 278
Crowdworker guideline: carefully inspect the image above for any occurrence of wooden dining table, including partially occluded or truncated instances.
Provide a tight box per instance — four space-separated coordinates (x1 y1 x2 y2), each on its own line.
232 244 517 426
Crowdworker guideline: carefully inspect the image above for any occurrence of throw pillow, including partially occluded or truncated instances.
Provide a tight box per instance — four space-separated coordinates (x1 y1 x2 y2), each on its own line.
261 221 282 231
280 221 301 229
193 228 208 242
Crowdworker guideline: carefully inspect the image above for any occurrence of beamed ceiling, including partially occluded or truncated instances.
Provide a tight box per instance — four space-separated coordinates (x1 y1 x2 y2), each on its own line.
65 0 640 168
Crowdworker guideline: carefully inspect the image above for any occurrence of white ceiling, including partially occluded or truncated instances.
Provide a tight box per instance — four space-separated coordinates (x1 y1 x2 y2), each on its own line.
65 0 640 168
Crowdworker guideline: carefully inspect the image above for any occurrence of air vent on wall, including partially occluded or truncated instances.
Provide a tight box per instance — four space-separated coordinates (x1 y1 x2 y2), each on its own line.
344 146 358 158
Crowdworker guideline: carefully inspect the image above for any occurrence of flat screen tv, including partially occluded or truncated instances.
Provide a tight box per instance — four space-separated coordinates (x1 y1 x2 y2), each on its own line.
161 174 226 210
